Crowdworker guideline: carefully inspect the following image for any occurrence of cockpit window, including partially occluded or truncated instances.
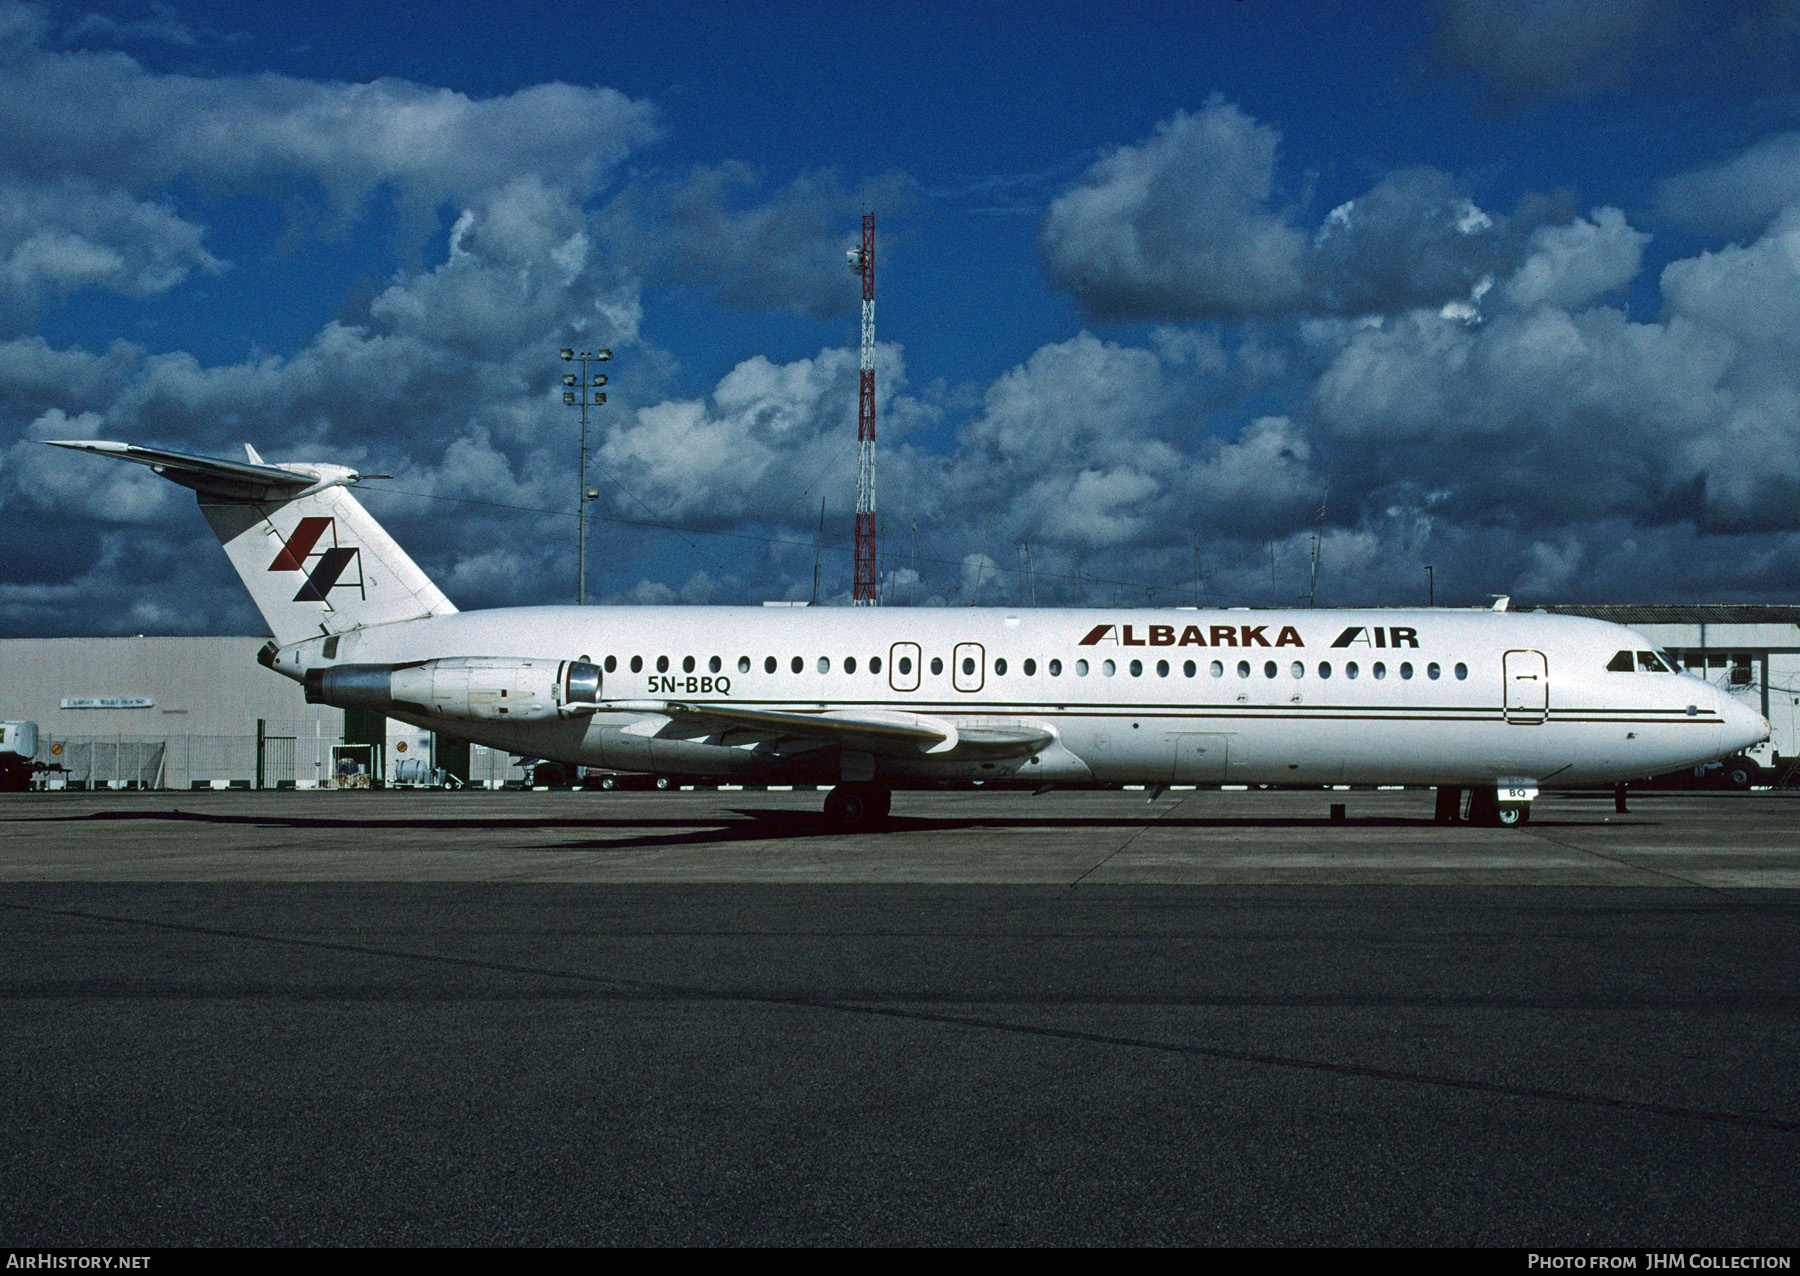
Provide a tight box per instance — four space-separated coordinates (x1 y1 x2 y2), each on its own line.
1612 649 1675 673
1607 650 1634 672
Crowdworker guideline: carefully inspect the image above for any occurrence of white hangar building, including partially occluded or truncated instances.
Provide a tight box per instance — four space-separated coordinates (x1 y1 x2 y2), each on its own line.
0 636 523 788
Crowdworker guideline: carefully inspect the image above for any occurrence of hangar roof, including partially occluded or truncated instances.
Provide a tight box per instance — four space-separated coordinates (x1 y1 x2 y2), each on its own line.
1534 605 1800 627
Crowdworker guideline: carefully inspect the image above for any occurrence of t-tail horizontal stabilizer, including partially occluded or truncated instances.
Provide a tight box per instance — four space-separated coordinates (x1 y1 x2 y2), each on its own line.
44 439 455 646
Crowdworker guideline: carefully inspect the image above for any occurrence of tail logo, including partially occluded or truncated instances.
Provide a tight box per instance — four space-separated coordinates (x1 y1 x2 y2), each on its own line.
269 516 365 604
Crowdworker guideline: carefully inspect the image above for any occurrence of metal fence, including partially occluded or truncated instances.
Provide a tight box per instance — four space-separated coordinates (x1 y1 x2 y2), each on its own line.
47 738 167 788
469 744 530 788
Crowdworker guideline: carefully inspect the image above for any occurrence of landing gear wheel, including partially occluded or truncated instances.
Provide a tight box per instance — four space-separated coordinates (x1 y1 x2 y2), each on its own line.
599 774 617 791
1494 802 1530 827
823 784 890 830
653 775 671 791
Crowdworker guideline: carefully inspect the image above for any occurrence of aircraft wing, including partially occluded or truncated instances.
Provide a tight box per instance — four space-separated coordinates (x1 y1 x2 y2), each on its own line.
42 440 318 501
620 702 1055 759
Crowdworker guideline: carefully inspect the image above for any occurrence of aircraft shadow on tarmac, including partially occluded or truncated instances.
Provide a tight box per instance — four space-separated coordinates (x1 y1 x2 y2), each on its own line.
5 805 1638 854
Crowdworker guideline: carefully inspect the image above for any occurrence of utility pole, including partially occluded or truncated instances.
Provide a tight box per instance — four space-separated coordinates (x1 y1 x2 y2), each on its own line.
559 346 611 604
1426 564 1435 607
847 214 878 605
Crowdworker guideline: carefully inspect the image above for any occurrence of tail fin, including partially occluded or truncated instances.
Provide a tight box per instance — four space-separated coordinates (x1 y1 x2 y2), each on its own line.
44 440 456 646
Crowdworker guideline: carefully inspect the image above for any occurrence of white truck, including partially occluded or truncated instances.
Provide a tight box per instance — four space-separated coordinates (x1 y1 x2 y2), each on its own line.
0 721 42 791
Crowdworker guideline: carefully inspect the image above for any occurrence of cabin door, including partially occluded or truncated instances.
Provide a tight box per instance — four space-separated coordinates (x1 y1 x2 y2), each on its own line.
1503 649 1548 724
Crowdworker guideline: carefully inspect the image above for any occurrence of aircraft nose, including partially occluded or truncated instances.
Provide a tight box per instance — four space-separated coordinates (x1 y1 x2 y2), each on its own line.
1716 689 1769 755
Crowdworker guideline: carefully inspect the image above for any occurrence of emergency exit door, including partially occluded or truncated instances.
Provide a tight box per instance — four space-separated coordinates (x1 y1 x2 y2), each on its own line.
1503 649 1548 724
953 643 985 692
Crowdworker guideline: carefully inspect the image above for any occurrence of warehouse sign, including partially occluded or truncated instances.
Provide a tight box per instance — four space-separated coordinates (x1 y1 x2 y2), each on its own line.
60 697 154 710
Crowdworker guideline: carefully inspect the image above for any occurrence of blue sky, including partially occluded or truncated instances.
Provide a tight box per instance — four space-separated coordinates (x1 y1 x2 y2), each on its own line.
7 0 1800 634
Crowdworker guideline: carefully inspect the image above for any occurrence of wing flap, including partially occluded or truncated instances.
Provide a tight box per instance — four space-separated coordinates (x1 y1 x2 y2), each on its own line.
614 702 1056 760
663 702 953 755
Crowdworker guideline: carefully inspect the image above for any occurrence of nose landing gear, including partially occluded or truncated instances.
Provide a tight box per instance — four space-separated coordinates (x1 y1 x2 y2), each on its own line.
1463 784 1531 827
822 783 892 830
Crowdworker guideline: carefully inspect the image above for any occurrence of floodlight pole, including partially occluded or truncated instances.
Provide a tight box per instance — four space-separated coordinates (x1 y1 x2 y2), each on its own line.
559 347 612 604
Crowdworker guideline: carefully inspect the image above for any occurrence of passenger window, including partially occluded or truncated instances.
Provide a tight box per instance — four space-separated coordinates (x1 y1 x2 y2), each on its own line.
1076 659 1089 676
764 656 777 674
1400 662 1412 679
1607 651 1635 672
930 657 943 676
1209 660 1223 677
683 655 695 674
1454 663 1468 680
1156 659 1169 677
1103 659 1117 676
994 658 1008 675
656 656 669 673
1128 659 1142 677
1291 661 1304 679
871 656 882 674
1373 662 1386 680
1236 660 1250 678
738 656 750 673
792 656 804 674
1264 661 1277 678
1427 662 1441 680
818 657 830 673
604 655 617 673
1184 660 1196 677
845 656 857 674
1049 659 1062 676
962 656 976 676
630 656 643 673
1024 659 1037 676
1346 662 1359 680
709 656 721 673
1318 662 1331 679
898 656 912 675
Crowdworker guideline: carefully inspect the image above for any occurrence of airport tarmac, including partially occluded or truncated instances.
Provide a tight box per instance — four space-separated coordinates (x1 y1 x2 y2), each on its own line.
2 788 1797 1245
2 785 1800 886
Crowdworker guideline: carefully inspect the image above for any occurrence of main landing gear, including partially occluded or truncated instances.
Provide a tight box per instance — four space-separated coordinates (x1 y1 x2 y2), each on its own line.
822 783 892 830
1435 785 1531 827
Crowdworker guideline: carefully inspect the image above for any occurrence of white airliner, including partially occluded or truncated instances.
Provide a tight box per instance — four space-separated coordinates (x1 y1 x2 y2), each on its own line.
48 439 1768 827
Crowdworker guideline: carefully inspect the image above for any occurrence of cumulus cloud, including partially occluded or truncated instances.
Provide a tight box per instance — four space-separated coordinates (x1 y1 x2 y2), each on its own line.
600 163 911 318
1499 207 1647 310
1660 131 1800 240
1433 0 1671 100
1040 100 1308 320
0 178 221 331
0 30 658 226
1040 102 1576 323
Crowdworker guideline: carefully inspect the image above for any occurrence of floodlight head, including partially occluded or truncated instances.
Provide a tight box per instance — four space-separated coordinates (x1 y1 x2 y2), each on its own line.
586 487 599 500
562 392 575 405
562 373 577 386
595 348 612 361
560 348 574 360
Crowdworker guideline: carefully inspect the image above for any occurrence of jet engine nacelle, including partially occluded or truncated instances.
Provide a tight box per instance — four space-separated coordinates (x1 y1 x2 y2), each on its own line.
306 657 601 723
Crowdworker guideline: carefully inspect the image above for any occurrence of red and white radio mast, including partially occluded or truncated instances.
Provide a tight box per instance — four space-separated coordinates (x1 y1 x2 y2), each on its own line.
848 213 878 605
